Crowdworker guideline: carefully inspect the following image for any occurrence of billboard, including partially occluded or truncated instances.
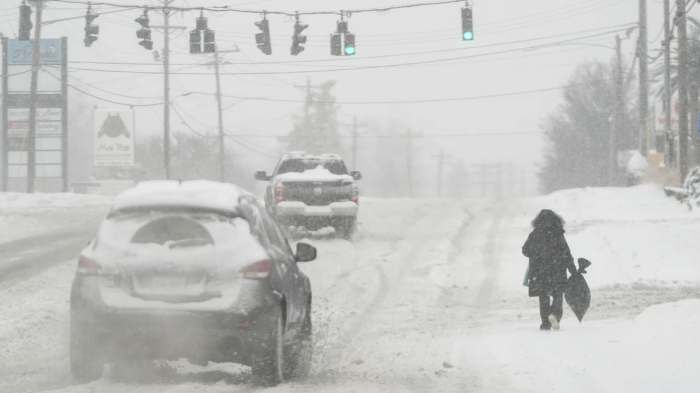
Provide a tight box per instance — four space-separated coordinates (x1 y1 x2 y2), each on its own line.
94 109 135 167
7 39 62 64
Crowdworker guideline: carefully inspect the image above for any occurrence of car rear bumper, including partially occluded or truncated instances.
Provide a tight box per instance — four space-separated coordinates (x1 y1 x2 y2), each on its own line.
275 201 358 217
71 305 278 365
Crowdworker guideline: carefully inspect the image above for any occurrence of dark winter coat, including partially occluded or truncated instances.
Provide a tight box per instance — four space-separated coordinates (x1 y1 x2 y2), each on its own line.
522 213 576 298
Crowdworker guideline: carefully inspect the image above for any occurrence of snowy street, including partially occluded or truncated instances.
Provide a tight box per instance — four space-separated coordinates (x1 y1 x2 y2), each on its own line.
2 186 699 393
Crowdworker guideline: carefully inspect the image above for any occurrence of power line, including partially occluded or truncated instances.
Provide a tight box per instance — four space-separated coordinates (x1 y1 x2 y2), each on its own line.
49 0 465 16
63 28 634 76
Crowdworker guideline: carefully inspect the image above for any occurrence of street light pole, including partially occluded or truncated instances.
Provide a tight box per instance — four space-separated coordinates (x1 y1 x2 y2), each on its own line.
677 0 690 181
611 35 624 186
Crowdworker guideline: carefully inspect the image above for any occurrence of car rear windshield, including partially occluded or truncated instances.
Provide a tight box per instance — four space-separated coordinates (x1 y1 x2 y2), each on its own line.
99 209 252 248
277 158 348 175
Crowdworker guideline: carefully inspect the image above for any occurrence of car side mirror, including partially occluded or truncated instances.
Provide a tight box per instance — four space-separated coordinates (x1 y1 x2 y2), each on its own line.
255 171 272 181
350 171 362 180
294 240 317 262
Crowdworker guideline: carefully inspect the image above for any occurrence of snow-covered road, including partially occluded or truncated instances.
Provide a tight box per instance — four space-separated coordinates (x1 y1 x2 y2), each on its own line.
2 187 700 392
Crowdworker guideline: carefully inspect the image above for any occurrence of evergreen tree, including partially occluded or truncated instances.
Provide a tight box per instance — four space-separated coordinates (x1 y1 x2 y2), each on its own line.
287 80 344 155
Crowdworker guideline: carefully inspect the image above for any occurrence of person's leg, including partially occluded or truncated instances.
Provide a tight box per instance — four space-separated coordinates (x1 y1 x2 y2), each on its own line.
539 295 551 329
551 289 564 322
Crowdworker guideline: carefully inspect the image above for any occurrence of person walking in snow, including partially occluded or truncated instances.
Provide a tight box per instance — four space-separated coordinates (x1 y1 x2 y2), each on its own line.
522 210 577 330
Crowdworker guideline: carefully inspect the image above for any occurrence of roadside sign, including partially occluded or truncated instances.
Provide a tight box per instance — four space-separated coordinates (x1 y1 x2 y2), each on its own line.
7 108 62 136
94 109 135 167
7 39 62 64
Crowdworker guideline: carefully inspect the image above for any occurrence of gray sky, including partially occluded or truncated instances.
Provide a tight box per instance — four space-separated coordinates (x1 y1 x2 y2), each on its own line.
1 0 697 193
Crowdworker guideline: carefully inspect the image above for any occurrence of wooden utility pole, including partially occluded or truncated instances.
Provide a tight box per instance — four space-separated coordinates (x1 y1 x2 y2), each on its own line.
664 0 674 167
432 149 451 198
691 84 699 165
341 116 367 170
638 0 649 157
406 129 413 197
163 0 172 179
213 48 226 182
610 35 624 186
27 0 44 193
677 0 690 181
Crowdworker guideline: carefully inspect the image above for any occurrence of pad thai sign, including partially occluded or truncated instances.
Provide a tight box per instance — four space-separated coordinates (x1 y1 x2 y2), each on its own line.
7 39 62 65
94 109 135 167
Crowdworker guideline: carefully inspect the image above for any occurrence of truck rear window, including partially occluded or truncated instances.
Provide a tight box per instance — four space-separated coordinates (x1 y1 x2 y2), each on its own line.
277 158 348 175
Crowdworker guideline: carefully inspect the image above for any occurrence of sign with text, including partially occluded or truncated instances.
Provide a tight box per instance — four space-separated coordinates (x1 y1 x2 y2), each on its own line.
94 109 135 167
7 108 62 136
7 39 62 64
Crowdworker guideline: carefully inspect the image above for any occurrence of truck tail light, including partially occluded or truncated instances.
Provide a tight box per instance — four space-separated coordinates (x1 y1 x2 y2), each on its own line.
352 185 359 203
240 259 271 279
77 255 102 275
275 185 284 202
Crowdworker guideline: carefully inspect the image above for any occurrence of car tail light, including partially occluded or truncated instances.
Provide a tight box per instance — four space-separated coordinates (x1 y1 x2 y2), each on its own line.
239 259 271 279
77 255 102 275
275 185 284 202
352 185 359 203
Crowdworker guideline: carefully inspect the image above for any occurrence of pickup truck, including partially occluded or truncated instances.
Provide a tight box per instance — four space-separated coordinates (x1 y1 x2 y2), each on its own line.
255 152 362 238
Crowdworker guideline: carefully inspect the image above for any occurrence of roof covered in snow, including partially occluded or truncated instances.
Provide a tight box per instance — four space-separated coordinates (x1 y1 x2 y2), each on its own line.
111 180 252 213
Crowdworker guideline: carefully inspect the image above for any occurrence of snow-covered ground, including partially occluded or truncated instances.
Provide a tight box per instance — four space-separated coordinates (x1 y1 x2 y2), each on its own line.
1 186 699 392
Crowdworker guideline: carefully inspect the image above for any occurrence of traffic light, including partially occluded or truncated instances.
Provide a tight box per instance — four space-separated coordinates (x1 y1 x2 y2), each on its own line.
344 33 355 55
330 33 341 56
255 17 271 55
203 29 215 53
189 30 201 54
461 7 474 41
290 19 307 56
18 3 33 41
135 11 153 50
84 6 99 47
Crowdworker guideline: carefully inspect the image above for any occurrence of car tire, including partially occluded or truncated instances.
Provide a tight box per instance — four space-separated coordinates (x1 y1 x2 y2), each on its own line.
70 323 103 383
284 305 312 380
251 310 285 386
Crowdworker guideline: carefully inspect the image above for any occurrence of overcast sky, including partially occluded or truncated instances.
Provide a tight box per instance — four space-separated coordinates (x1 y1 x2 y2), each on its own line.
1 0 698 194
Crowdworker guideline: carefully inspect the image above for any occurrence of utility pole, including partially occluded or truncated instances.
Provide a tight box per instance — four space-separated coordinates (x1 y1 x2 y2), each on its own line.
152 1 186 180
163 0 172 180
27 0 44 193
432 149 451 198
214 48 225 181
293 77 323 150
610 35 624 186
664 0 674 167
691 83 700 165
677 0 690 181
406 129 413 197
341 116 367 169
638 0 649 157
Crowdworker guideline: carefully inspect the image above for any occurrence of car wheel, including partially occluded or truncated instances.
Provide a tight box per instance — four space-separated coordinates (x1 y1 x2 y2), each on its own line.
251 310 285 386
285 306 312 380
70 323 103 383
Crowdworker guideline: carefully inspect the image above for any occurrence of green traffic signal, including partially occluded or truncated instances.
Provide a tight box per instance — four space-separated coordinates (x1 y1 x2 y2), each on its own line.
463 31 474 40
344 45 355 55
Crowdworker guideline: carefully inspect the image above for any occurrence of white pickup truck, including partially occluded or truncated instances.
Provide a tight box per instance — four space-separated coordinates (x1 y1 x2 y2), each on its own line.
255 152 362 238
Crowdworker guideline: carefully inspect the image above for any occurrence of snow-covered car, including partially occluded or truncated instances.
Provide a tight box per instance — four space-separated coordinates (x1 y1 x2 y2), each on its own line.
69 180 316 386
255 152 362 238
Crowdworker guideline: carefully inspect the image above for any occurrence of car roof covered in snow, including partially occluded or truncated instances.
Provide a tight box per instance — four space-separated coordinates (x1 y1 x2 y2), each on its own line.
111 180 253 214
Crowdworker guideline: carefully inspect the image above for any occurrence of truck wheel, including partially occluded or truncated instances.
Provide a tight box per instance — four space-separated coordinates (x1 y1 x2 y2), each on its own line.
251 311 285 386
70 325 103 383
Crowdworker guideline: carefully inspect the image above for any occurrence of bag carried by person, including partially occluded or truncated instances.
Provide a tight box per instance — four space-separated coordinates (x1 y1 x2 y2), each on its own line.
564 258 592 322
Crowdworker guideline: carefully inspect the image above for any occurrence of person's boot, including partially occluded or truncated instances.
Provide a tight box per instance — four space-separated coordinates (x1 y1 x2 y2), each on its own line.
548 315 560 330
540 322 551 331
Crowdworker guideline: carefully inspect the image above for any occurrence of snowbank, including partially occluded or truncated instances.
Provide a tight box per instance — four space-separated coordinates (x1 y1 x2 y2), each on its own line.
451 299 700 393
521 185 700 287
